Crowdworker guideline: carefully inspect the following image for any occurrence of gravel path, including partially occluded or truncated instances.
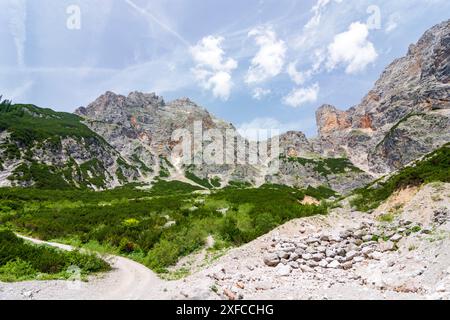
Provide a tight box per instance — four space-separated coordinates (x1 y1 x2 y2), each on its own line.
0 235 177 300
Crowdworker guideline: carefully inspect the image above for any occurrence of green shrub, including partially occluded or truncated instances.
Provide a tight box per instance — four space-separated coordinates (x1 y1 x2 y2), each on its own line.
0 258 37 282
351 144 450 211
0 230 110 281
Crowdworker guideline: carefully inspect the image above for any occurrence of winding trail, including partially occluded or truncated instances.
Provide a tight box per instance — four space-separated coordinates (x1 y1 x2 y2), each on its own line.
1 235 176 300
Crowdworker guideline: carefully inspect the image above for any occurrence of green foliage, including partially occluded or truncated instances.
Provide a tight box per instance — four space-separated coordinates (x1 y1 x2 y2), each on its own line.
378 213 394 223
9 162 73 189
0 230 110 282
2 183 328 273
304 186 337 199
210 176 221 188
0 104 100 147
0 259 37 282
281 155 363 176
0 95 12 106
351 144 450 211
185 170 213 189
150 179 202 194
225 181 252 189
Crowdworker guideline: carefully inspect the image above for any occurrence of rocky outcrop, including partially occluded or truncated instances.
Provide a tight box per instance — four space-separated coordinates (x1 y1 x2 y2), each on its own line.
316 19 450 174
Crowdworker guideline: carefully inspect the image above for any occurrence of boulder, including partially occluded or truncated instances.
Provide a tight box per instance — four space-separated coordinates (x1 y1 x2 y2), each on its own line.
264 253 280 267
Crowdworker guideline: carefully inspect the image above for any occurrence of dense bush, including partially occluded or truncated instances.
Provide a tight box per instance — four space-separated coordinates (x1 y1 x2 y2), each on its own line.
0 230 110 282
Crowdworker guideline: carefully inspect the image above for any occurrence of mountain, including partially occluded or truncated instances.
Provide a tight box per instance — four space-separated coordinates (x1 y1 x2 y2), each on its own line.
314 19 450 175
0 103 140 189
1 20 449 194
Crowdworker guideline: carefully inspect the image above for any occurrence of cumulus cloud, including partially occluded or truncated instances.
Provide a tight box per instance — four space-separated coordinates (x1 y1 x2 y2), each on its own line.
252 87 271 100
190 36 237 100
283 83 319 108
245 26 287 84
326 22 378 74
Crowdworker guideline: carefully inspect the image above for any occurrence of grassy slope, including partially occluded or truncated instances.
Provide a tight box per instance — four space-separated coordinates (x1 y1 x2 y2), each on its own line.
351 143 450 211
0 104 99 147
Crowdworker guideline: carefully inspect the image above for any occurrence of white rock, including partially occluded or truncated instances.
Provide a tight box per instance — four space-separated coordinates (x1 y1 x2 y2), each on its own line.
277 251 290 259
346 250 359 260
319 260 328 268
353 256 364 263
302 253 313 260
317 246 327 253
327 260 341 269
390 234 403 242
300 265 314 273
361 246 374 256
325 249 336 258
379 241 395 252
370 251 383 260
276 264 292 277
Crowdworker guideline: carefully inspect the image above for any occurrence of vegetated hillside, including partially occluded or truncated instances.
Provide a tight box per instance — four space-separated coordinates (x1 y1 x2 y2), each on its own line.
0 103 140 189
0 182 331 273
0 229 110 282
351 143 450 211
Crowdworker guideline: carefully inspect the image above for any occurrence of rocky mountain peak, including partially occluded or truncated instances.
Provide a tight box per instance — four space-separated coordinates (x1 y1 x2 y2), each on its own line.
316 104 351 136
126 91 165 108
315 19 450 174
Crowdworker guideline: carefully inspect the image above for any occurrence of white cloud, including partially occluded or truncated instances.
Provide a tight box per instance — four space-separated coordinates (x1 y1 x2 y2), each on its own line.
237 117 316 141
245 26 287 84
287 62 306 85
252 87 271 100
326 22 378 74
305 0 343 30
237 118 284 141
7 0 27 68
283 83 319 108
190 36 237 100
385 15 399 34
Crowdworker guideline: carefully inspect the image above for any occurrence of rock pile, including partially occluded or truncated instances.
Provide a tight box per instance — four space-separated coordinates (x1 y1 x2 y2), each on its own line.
263 219 424 273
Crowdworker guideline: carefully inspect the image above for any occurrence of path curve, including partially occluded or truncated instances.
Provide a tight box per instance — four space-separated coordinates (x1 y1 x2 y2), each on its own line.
2 235 175 300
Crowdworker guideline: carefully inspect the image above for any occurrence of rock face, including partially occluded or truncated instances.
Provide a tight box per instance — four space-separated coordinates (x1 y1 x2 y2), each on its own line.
1 21 449 192
315 19 450 175
75 92 263 186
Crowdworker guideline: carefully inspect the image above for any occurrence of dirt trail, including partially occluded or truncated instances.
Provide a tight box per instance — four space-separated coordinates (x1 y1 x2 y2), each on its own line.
1 235 176 300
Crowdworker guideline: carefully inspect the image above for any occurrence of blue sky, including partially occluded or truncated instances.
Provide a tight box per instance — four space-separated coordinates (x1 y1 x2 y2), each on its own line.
0 0 449 137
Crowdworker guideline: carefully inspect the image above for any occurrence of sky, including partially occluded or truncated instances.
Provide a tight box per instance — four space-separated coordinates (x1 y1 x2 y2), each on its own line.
0 0 449 137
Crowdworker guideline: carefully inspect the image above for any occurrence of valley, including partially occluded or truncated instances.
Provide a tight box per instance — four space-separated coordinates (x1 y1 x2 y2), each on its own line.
0 19 449 300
